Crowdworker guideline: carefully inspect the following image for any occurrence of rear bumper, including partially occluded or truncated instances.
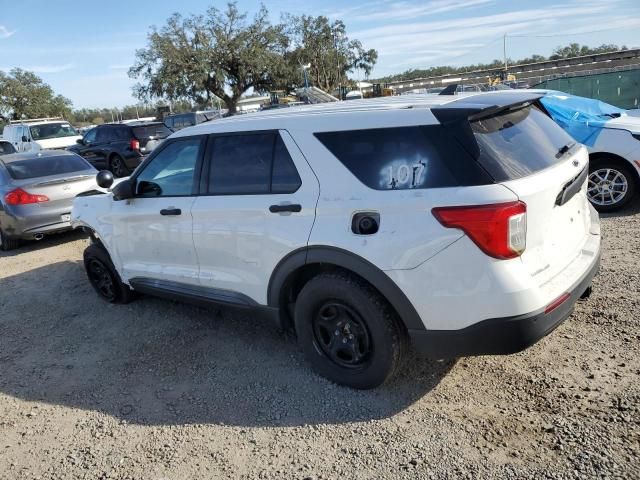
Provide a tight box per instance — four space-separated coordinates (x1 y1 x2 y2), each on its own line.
1 207 73 239
409 248 600 358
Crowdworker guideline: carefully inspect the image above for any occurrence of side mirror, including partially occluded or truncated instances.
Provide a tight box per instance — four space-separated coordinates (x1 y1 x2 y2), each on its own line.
96 170 114 189
21 135 28 142
112 179 135 201
77 138 85 145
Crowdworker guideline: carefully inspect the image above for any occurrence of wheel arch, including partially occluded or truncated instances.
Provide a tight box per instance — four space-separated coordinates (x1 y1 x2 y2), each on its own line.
267 246 425 333
589 151 640 182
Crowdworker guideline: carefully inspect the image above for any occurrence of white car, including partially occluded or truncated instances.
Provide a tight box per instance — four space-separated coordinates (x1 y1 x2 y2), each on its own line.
72 92 601 389
2 118 81 152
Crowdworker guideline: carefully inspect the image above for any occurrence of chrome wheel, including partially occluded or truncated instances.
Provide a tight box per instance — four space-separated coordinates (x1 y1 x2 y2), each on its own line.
588 168 628 206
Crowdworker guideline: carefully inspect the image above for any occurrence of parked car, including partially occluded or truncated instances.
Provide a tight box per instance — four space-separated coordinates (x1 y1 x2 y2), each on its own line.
2 118 80 152
535 91 640 212
72 92 600 389
0 140 16 156
68 122 171 177
0 150 98 250
164 111 220 131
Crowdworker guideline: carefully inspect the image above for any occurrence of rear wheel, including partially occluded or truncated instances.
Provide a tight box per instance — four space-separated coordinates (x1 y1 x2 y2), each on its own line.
588 158 637 212
0 228 20 251
83 243 134 303
294 272 406 389
109 154 129 178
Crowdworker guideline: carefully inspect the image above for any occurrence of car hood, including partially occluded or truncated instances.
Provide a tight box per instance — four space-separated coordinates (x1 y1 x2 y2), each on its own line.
35 136 82 150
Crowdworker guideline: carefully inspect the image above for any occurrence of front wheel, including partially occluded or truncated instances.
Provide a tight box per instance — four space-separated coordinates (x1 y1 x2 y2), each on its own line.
294 272 407 389
83 243 134 303
587 159 637 212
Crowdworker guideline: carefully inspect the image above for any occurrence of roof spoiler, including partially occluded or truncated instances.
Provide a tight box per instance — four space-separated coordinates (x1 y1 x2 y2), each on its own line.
432 92 545 124
439 84 458 96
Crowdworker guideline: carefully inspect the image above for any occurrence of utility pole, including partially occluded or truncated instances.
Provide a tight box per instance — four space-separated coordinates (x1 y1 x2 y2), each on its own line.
503 33 508 72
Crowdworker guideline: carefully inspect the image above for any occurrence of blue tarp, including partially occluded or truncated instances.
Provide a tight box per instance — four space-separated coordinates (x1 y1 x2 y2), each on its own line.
540 92 626 147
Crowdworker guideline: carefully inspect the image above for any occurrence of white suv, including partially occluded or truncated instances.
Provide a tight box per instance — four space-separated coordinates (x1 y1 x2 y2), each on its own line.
72 92 601 389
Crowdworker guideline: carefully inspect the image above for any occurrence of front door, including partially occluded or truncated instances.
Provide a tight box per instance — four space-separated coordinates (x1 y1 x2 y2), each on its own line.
191 130 320 305
110 136 205 285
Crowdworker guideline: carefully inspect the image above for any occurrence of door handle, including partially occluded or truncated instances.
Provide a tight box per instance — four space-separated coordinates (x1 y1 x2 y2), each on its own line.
160 208 182 216
269 204 302 213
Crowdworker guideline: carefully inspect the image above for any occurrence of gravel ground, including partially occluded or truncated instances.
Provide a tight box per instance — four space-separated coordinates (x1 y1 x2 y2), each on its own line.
0 201 638 480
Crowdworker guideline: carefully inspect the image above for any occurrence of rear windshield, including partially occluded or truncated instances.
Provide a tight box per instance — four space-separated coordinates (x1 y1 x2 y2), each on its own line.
471 105 575 181
315 126 490 190
132 124 171 140
4 155 94 180
29 122 78 140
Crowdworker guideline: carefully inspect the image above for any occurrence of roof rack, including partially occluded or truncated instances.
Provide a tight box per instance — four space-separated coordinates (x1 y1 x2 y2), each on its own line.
9 116 64 124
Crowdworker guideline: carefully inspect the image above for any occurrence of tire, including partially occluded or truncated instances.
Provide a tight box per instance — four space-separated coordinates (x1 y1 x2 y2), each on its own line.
109 154 129 178
83 243 134 304
294 271 407 389
588 158 637 212
0 228 20 251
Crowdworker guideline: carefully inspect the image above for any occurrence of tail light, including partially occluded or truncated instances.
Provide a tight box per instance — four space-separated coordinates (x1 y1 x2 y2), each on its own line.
432 201 527 259
4 188 49 206
130 139 140 150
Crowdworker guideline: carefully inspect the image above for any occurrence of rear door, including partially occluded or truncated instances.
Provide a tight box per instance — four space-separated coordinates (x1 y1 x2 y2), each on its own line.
470 104 594 285
191 130 320 305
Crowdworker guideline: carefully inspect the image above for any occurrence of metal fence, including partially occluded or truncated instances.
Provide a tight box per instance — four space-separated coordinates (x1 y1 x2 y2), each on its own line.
531 66 640 109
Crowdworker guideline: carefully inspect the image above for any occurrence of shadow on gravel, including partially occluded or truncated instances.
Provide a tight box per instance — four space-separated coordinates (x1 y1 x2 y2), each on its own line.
599 195 640 219
0 260 453 428
0 230 87 258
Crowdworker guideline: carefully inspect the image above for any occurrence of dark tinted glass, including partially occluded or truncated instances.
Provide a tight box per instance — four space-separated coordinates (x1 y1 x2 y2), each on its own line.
0 142 16 155
315 126 485 190
208 134 273 194
471 105 575 181
113 126 131 141
272 135 301 193
5 155 93 180
96 127 111 143
133 123 172 140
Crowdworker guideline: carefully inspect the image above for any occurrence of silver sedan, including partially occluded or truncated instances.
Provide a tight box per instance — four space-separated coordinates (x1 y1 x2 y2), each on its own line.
0 150 99 250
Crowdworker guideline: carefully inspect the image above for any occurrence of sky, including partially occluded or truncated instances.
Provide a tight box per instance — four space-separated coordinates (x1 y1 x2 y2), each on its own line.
1 0 639 109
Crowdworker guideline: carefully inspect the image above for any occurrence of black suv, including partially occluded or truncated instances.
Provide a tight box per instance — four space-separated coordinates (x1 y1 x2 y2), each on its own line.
163 111 219 131
69 122 171 177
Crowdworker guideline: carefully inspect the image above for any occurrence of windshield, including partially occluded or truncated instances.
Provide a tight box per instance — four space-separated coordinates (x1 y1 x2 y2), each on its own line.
29 123 78 141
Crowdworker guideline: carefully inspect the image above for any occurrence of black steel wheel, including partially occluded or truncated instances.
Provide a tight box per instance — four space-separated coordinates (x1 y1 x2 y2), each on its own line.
294 271 407 389
312 301 372 369
83 243 134 304
87 258 117 301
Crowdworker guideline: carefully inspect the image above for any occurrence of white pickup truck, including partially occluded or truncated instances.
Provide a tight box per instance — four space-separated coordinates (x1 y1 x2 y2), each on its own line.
2 117 81 152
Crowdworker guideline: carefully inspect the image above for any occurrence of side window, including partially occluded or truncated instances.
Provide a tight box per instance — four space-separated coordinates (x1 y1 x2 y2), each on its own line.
135 138 202 197
96 127 110 143
315 126 488 190
208 134 274 195
114 126 130 141
84 128 97 144
164 117 174 129
272 135 301 193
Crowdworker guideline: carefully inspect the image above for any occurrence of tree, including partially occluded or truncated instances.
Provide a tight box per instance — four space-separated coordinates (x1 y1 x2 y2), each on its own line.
283 15 378 93
129 2 289 114
0 69 72 120
549 43 626 60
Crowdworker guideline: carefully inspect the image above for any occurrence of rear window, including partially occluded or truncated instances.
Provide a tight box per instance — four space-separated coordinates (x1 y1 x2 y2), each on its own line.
315 126 490 190
4 155 93 180
132 124 171 140
471 105 575 181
